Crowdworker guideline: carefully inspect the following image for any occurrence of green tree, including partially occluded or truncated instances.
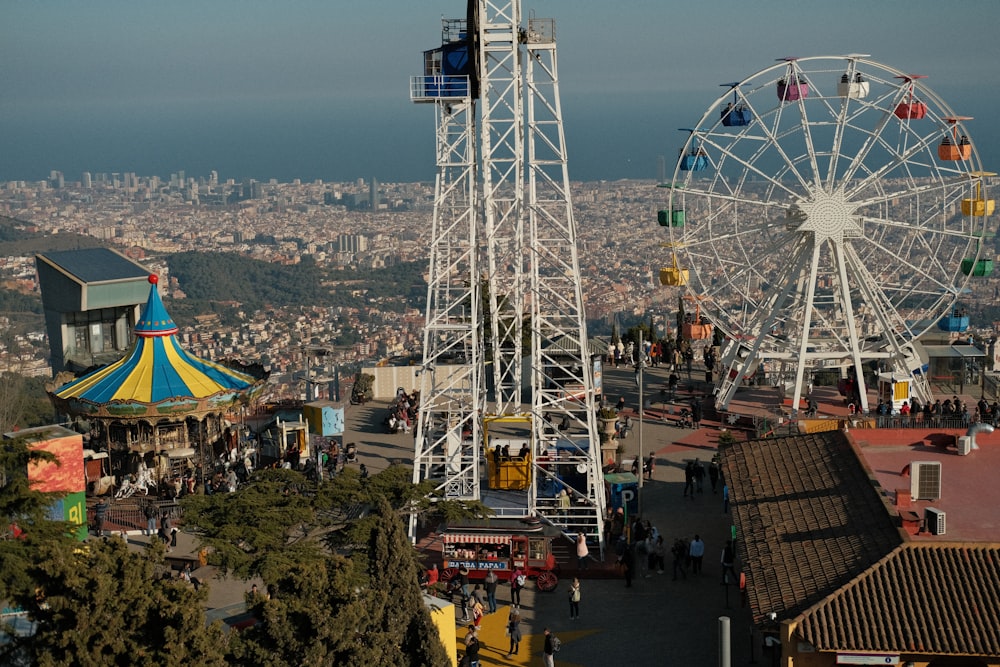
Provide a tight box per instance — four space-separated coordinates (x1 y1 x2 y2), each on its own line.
358 497 449 667
0 437 66 605
11 538 227 667
180 467 326 582
227 553 365 667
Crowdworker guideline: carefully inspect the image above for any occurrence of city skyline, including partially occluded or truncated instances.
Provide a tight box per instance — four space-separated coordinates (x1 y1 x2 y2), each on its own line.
3 1 1000 184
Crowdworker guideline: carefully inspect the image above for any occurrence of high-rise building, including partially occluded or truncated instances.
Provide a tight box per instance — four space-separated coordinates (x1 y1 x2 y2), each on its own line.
82 172 92 189
657 155 666 183
337 234 368 254
370 178 380 209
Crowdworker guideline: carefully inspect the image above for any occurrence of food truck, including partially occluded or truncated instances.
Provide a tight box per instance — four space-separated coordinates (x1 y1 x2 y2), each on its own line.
438 518 562 591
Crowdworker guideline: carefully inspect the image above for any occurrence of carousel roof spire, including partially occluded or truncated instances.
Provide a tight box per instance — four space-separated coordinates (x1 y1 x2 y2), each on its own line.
133 274 178 336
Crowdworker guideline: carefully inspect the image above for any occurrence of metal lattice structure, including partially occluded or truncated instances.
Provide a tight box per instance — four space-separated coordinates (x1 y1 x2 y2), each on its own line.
662 56 991 417
410 1 606 555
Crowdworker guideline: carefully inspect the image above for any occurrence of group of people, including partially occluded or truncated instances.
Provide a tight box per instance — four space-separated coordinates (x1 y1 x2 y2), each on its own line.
857 394 1000 427
386 388 420 434
683 457 721 497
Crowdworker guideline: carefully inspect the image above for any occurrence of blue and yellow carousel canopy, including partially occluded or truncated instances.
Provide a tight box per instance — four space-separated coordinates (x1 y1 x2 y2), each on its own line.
55 275 258 406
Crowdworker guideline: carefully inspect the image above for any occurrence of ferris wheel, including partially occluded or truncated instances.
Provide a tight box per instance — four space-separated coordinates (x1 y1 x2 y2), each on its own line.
661 55 993 416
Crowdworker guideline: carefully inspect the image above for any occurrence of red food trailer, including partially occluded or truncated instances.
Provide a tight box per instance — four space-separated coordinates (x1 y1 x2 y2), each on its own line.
437 518 562 591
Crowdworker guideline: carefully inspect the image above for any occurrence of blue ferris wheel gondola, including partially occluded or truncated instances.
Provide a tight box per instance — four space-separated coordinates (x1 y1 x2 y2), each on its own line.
678 128 710 171
719 82 752 127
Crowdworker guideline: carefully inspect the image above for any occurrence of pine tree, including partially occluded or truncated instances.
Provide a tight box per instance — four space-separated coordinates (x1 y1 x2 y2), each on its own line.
8 537 227 666
362 497 450 667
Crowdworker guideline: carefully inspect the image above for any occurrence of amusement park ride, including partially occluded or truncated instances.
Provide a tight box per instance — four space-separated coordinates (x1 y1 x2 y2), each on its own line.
409 1 606 553
660 55 993 417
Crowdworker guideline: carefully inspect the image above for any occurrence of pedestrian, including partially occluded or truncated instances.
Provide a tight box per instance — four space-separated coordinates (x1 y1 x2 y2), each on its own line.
460 589 471 622
721 540 738 585
463 624 481 667
459 565 470 597
510 567 525 608
472 583 487 610
92 499 109 537
158 511 172 551
683 460 695 497
143 501 157 536
543 628 556 667
644 451 655 480
471 596 485 628
671 538 688 580
426 563 440 591
622 544 634 588
708 457 720 493
484 570 498 614
505 610 522 658
557 487 570 516
723 483 730 513
568 577 581 619
575 532 589 570
693 458 705 492
654 535 666 574
688 534 705 574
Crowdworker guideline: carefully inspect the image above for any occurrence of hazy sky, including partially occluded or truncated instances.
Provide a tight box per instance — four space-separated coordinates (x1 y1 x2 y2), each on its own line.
3 0 1000 183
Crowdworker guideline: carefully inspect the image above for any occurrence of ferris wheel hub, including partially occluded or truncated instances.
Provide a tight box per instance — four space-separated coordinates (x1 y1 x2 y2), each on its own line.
788 189 861 242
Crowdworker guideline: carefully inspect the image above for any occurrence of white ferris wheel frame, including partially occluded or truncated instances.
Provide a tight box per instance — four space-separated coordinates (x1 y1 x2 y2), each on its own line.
665 55 991 417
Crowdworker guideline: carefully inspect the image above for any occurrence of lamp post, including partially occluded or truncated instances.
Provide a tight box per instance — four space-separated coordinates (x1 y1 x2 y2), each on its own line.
638 331 645 515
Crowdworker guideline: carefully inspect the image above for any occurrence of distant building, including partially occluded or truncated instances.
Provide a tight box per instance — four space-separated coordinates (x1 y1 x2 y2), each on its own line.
338 234 369 254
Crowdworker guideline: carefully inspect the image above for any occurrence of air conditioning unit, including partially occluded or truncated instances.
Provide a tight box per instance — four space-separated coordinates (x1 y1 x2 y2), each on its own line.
925 507 946 535
910 461 942 500
957 436 972 456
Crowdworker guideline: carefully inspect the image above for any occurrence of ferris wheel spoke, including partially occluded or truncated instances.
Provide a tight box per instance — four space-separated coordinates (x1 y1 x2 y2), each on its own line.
835 102 901 187
848 231 957 299
843 133 945 200
850 176 970 210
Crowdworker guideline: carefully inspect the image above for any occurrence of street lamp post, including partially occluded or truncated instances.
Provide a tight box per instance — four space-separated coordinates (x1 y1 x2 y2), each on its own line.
638 332 645 516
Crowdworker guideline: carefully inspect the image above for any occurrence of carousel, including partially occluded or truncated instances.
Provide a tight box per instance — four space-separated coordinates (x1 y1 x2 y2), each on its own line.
47 274 267 499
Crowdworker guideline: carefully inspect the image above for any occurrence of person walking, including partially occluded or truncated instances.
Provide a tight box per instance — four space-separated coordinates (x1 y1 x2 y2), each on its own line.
671 538 688 580
721 540 738 585
708 457 720 493
683 460 695 498
463 624 481 667
543 628 556 667
504 610 522 658
689 534 705 574
575 532 589 570
568 577 581 619
510 567 525 608
484 570 498 614
693 458 705 493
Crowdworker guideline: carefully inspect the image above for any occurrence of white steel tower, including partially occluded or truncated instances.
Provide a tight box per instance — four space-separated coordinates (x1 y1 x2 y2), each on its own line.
411 1 606 555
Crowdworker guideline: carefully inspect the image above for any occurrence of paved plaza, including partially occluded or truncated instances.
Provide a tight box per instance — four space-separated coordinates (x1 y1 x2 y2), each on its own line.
148 364 760 666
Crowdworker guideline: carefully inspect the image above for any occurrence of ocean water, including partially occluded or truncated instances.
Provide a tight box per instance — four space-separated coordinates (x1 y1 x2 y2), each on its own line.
1 86 995 186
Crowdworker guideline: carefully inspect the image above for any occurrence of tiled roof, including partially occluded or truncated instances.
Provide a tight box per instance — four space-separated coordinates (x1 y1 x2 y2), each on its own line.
721 431 903 625
796 543 1000 656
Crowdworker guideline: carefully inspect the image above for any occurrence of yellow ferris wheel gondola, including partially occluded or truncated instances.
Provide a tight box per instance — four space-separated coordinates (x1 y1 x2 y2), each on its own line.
659 242 688 286
961 171 996 217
